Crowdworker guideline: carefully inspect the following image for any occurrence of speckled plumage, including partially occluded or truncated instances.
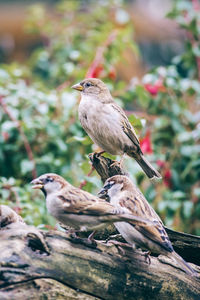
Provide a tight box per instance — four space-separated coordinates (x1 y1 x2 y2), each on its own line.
31 173 152 232
99 175 198 276
72 78 161 179
0 205 24 228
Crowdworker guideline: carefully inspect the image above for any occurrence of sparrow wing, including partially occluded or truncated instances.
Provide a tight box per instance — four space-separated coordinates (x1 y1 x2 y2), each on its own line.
119 194 173 252
58 189 153 226
135 221 174 252
111 104 141 150
58 189 121 216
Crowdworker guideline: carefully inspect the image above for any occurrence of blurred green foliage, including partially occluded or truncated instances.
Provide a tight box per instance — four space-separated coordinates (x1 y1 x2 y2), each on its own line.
0 0 199 234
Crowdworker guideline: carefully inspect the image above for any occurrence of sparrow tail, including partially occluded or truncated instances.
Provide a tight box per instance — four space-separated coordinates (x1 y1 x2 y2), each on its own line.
132 154 162 179
170 251 198 277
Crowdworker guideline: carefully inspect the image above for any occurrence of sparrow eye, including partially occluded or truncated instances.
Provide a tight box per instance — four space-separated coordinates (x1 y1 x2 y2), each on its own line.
45 177 54 183
85 82 92 87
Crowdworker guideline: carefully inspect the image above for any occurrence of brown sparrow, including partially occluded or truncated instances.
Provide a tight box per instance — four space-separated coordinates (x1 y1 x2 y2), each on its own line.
0 205 24 228
72 78 161 179
30 173 152 233
98 175 197 276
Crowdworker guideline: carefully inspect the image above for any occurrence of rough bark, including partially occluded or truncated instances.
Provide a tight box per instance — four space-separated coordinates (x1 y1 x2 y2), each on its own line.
0 223 200 300
0 153 199 299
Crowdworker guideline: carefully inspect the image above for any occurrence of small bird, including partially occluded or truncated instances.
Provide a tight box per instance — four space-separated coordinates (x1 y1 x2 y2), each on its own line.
30 173 152 233
98 175 198 276
72 78 161 179
0 205 24 228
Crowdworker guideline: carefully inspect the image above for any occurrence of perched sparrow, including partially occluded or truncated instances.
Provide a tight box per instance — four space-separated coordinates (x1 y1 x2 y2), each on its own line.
0 205 24 228
99 175 197 276
30 173 152 233
72 78 161 179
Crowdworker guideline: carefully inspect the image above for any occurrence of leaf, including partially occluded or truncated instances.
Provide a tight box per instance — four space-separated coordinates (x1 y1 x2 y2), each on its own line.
128 114 143 130
182 201 193 219
20 160 35 175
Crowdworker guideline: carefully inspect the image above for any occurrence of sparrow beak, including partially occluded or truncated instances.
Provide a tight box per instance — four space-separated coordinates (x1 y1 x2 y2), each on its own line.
30 178 44 189
98 187 108 199
71 83 83 91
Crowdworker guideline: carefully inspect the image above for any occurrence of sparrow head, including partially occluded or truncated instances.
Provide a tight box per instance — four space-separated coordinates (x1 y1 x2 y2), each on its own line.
98 175 132 199
71 78 110 97
30 173 68 195
0 205 24 227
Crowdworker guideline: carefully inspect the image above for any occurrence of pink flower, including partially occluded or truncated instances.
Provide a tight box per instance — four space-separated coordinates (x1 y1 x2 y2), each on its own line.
86 64 103 78
144 79 164 96
2 132 9 141
108 66 116 80
156 160 165 168
164 169 172 188
156 160 172 188
140 130 153 154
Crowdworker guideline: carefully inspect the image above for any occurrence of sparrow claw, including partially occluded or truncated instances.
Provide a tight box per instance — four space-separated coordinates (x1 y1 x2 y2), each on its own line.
110 154 125 169
106 240 131 255
110 160 120 168
69 234 97 248
139 250 151 264
87 230 96 242
105 233 122 243
115 245 125 256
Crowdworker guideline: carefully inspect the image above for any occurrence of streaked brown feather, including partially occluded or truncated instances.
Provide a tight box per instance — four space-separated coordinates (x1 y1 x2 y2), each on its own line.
58 189 119 216
58 188 154 227
118 186 173 252
135 222 173 252
111 104 141 150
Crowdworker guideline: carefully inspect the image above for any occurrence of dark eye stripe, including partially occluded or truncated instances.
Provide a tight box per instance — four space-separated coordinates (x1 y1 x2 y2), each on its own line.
45 177 54 183
104 181 115 190
85 82 92 87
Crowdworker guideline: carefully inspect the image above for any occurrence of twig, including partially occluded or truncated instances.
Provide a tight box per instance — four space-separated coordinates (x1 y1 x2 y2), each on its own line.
56 80 71 92
0 95 37 179
86 30 118 78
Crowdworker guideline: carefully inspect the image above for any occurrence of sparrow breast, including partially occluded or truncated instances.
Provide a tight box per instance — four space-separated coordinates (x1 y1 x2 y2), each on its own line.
79 96 131 155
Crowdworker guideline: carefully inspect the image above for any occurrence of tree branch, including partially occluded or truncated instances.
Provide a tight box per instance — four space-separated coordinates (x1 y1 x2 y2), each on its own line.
0 220 199 299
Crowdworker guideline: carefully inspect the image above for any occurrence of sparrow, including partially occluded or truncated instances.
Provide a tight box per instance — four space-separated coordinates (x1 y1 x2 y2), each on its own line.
0 205 25 228
72 78 161 179
98 175 198 276
30 173 153 233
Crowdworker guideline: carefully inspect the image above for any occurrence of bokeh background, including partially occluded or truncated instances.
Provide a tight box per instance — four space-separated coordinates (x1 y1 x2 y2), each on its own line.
0 0 199 234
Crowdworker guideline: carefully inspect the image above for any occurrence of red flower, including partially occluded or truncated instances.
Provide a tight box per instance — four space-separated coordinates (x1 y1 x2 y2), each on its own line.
108 66 116 80
156 159 165 168
86 64 103 78
144 79 164 96
140 130 153 154
164 169 172 188
156 160 172 188
2 132 9 141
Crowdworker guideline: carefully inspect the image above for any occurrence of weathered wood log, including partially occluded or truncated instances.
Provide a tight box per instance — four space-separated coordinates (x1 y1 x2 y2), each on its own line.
0 222 200 300
0 154 200 299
